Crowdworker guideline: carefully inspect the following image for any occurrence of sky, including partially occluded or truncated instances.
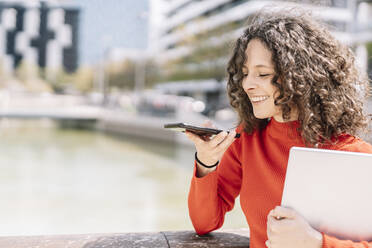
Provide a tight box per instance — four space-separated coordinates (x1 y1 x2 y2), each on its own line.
75 0 149 65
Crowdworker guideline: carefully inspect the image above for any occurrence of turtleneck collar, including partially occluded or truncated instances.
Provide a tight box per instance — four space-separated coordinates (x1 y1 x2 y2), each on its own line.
266 117 302 141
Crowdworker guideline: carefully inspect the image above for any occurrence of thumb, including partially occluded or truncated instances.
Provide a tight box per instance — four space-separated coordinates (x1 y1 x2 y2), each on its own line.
269 206 297 220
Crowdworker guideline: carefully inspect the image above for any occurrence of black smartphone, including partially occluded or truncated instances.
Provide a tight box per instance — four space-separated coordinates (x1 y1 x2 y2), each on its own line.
164 123 240 138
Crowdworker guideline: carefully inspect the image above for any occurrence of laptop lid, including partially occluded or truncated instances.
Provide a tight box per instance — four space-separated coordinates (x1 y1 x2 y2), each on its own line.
281 146 372 242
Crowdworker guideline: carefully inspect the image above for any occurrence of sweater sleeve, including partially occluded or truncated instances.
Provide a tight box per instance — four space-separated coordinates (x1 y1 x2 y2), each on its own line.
322 138 372 248
323 234 372 248
187 137 242 235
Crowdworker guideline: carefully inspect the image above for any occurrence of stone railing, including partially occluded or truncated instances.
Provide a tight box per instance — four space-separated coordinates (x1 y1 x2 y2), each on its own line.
0 229 250 248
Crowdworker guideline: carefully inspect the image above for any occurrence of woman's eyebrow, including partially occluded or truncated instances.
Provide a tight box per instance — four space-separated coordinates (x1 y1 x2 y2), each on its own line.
242 64 273 69
255 64 273 68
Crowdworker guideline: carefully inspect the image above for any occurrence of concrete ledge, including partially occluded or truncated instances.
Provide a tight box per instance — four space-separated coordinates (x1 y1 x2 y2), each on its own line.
0 229 250 248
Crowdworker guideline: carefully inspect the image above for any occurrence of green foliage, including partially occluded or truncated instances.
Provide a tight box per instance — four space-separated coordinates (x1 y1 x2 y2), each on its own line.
74 67 94 92
164 64 227 82
144 60 163 88
194 21 242 43
178 41 232 64
106 59 162 91
107 60 136 90
14 61 52 92
367 42 372 65
161 40 233 82
43 66 94 93
15 61 41 80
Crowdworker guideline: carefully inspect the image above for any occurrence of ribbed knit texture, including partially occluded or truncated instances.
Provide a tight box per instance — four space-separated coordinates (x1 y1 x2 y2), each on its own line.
188 118 372 248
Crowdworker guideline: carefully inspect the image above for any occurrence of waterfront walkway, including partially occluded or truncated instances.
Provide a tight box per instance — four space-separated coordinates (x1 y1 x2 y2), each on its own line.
0 93 213 145
0 229 250 248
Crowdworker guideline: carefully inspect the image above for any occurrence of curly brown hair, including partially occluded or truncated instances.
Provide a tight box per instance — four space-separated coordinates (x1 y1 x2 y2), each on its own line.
227 9 370 146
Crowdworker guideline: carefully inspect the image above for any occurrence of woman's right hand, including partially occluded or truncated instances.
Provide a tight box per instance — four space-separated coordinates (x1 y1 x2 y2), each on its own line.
185 120 236 177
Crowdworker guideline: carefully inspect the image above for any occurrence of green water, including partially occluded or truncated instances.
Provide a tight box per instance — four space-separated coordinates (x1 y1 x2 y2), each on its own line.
0 120 246 236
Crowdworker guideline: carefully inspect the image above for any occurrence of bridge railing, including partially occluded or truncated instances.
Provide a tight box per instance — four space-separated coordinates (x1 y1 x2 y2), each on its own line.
0 229 250 248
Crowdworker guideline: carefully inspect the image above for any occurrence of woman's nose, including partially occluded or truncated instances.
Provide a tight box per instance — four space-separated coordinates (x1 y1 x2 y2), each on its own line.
242 76 257 92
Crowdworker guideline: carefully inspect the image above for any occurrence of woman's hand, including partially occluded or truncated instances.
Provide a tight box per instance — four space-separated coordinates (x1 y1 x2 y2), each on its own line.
185 120 236 177
266 206 323 248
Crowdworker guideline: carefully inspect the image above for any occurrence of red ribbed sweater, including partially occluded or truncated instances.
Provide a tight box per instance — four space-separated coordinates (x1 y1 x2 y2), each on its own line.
188 118 372 248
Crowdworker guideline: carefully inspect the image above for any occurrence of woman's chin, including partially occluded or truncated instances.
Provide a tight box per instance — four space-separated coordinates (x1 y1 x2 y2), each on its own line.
253 112 271 119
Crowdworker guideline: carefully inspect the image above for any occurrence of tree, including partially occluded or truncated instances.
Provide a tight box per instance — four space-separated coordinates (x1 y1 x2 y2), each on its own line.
15 61 52 92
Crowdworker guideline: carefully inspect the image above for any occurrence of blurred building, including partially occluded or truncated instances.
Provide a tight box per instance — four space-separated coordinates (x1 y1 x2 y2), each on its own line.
149 0 372 76
0 0 79 73
76 0 148 65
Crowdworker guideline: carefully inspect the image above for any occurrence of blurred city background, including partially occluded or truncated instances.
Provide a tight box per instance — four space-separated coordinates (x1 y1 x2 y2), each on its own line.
0 0 371 237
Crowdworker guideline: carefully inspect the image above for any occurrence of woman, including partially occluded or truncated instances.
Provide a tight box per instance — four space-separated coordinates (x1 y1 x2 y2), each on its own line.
185 10 372 248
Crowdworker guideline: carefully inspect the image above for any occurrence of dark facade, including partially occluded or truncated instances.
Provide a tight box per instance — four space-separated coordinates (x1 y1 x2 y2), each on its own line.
0 1 79 72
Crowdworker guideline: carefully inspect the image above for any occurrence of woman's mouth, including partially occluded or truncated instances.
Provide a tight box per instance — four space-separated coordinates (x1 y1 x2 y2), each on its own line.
250 96 269 103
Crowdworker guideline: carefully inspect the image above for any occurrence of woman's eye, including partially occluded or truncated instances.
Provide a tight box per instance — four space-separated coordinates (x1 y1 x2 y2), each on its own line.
243 74 248 77
259 74 270 77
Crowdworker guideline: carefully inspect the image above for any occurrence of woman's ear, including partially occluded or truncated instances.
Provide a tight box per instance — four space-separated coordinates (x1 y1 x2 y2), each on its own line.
274 74 282 84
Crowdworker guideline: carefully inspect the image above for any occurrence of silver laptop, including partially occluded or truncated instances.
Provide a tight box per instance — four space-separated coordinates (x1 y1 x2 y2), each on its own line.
281 147 372 242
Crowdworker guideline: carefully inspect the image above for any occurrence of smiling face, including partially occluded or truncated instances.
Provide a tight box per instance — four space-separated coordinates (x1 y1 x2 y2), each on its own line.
242 39 286 122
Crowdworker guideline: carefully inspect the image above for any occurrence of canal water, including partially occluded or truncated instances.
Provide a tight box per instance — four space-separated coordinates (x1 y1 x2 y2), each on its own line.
0 120 247 236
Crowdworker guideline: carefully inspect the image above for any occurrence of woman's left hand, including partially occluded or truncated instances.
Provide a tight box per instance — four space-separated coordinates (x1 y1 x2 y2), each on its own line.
266 206 323 248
